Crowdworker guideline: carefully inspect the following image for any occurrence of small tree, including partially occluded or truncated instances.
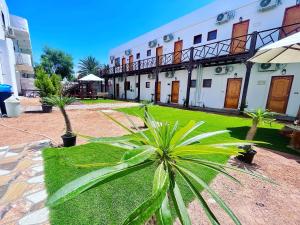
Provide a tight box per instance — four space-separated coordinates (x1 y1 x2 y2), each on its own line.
43 96 76 136
245 108 275 140
34 68 55 98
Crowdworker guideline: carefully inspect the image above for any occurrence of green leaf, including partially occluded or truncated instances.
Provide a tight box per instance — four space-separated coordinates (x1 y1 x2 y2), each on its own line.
122 166 169 225
47 148 155 207
169 180 192 225
156 195 172 225
153 163 168 193
121 146 156 161
176 167 220 225
178 130 230 147
175 165 242 225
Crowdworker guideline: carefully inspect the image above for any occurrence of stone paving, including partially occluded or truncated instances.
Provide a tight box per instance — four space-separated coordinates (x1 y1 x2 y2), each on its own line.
0 140 51 225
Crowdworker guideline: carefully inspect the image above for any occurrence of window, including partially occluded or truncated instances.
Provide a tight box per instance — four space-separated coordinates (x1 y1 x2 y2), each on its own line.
193 34 202 45
203 79 212 88
1 12 5 28
115 57 120 66
146 82 150 88
190 80 197 88
147 50 151 57
136 83 139 88
136 53 140 59
207 30 217 41
125 81 130 91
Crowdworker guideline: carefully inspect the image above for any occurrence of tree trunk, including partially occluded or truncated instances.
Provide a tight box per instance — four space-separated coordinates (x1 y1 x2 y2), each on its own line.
246 120 258 140
146 216 157 225
144 106 148 128
60 107 73 135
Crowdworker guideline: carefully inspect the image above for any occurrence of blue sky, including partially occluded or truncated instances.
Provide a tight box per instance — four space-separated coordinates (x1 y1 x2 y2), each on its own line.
7 0 213 67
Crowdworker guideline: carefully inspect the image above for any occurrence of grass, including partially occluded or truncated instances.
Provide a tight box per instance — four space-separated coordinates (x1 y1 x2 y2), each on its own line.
79 98 120 104
43 105 293 225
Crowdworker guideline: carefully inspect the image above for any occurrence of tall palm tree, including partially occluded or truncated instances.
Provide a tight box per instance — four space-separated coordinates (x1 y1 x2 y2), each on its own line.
78 56 100 78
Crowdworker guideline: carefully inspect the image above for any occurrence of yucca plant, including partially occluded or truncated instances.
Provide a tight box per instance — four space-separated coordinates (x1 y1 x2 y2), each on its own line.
47 112 272 224
245 108 275 140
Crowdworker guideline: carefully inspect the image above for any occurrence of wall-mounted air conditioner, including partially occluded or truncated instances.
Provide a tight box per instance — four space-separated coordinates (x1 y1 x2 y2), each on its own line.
216 11 235 24
165 71 175 78
118 77 124 82
125 49 132 56
148 40 158 48
258 0 281 12
214 66 229 75
163 33 174 43
5 27 15 39
148 74 156 80
258 63 280 72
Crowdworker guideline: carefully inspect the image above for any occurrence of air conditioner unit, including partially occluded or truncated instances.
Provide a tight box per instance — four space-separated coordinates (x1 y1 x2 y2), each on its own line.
148 39 158 48
163 33 174 43
258 0 280 12
165 71 175 78
125 49 132 56
118 77 124 82
214 66 229 75
5 27 15 39
216 11 235 24
258 63 280 72
148 74 156 80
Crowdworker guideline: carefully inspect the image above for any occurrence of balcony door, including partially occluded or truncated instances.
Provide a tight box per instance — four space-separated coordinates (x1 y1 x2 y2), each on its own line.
156 46 163 66
174 40 183 64
230 20 249 54
281 5 300 38
122 57 126 72
129 55 134 71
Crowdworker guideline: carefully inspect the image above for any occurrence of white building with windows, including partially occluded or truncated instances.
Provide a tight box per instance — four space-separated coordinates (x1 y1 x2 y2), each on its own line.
106 0 300 118
0 0 34 96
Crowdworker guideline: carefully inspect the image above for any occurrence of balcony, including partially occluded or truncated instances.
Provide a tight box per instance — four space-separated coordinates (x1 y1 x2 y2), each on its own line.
101 23 300 77
15 53 34 74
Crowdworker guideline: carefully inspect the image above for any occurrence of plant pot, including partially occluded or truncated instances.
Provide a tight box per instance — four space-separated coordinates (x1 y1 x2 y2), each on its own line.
61 134 77 147
237 145 257 164
42 104 53 113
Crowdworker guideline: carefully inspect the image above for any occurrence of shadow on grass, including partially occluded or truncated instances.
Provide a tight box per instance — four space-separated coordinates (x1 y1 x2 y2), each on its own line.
228 126 300 157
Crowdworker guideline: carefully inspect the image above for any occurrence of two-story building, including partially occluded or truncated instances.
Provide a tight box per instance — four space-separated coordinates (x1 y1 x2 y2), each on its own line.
104 0 300 118
0 0 34 96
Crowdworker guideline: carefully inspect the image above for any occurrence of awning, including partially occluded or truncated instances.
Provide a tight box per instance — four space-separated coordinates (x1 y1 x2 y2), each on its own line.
249 32 300 63
79 74 104 82
15 64 34 74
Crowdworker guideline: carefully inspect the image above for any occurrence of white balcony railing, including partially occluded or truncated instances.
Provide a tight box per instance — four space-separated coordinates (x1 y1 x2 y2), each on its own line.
15 53 32 66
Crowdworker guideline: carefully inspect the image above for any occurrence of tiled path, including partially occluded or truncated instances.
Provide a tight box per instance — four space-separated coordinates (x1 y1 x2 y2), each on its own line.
0 140 51 225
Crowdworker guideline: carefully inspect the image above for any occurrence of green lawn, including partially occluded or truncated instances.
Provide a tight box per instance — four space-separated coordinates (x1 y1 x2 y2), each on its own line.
43 106 293 225
79 98 120 104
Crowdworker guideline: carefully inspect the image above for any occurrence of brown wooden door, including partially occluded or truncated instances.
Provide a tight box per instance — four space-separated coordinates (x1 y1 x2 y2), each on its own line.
224 78 242 109
266 76 293 114
174 40 183 64
122 57 126 72
281 5 300 38
156 81 161 102
129 55 133 71
156 47 163 66
171 81 180 103
116 83 120 98
230 20 249 54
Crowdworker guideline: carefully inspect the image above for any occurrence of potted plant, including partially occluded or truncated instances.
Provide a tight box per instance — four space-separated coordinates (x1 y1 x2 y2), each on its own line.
43 95 77 147
238 108 275 163
34 67 62 113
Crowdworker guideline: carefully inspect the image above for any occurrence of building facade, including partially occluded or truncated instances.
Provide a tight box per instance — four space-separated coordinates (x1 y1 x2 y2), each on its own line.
0 0 34 96
104 0 300 118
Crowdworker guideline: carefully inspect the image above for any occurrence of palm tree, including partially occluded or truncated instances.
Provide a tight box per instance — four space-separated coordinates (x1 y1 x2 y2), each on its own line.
245 108 275 140
47 112 272 225
78 56 100 79
43 96 76 136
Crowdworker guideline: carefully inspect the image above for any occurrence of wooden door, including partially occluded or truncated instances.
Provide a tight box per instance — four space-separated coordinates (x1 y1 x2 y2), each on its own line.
174 40 183 64
266 76 293 114
171 81 180 103
224 78 242 109
116 83 120 98
156 81 161 102
281 5 300 38
122 57 126 72
230 20 249 54
156 47 163 66
129 55 134 71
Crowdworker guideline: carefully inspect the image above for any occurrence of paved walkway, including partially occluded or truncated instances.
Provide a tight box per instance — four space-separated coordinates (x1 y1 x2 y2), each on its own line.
0 140 51 225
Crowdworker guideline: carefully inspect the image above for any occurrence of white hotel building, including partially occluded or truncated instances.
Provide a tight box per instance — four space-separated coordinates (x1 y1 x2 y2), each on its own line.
103 0 300 119
0 0 34 96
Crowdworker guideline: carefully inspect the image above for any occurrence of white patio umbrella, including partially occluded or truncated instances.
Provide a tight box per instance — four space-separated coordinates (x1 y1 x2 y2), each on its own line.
79 74 104 82
249 32 300 63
